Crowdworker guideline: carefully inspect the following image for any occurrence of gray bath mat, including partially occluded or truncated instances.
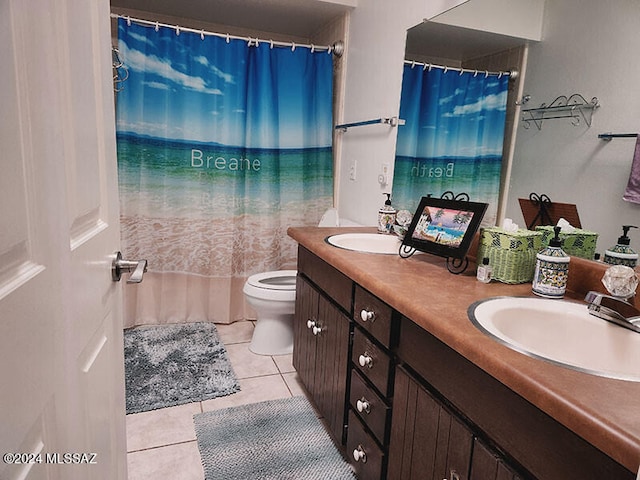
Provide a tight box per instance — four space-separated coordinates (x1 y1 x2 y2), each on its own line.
194 396 357 480
124 322 240 414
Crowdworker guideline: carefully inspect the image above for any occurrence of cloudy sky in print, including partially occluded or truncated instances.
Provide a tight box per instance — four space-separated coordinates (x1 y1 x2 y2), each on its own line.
395 65 509 159
116 19 334 149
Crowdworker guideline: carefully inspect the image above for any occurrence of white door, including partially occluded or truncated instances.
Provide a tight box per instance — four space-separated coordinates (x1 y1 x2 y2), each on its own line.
1 0 128 479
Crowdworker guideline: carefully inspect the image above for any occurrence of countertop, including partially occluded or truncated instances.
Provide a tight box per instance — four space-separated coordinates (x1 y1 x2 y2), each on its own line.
288 226 640 474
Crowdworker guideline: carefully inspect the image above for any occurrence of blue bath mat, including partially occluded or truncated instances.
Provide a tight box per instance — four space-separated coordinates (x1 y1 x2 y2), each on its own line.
194 396 357 480
124 322 240 414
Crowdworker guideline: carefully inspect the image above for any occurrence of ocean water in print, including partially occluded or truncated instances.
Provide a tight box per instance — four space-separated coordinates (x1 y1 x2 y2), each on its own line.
117 133 333 276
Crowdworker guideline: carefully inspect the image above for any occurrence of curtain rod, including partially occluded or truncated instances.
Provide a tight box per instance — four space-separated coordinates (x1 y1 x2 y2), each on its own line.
403 59 515 79
111 13 344 57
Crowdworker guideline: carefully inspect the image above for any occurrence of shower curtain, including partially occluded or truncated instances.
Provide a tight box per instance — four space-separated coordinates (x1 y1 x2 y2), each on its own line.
392 65 509 225
115 19 334 327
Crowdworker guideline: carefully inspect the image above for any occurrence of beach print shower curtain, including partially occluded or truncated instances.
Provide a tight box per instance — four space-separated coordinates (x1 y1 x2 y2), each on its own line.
116 19 333 326
392 65 508 225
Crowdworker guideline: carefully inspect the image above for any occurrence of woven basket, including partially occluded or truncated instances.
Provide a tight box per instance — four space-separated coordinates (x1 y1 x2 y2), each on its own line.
535 226 599 260
477 227 543 284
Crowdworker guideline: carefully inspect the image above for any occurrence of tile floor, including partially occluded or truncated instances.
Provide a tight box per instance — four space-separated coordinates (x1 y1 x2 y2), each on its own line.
125 320 312 480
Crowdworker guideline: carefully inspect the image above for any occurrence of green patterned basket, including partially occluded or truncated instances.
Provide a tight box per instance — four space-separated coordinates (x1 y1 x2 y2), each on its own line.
477 227 544 284
535 226 599 260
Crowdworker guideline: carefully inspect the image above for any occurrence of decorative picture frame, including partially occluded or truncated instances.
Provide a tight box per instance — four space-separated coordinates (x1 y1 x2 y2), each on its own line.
402 196 488 260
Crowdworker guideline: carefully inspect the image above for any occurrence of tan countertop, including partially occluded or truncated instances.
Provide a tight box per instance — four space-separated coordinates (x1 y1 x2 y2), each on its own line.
288 226 640 474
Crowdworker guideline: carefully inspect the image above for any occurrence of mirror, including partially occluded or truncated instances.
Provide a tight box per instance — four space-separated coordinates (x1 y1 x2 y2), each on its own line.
401 2 640 257
398 19 527 229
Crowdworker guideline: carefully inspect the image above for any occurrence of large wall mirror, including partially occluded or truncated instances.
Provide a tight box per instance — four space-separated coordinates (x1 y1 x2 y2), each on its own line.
401 1 640 256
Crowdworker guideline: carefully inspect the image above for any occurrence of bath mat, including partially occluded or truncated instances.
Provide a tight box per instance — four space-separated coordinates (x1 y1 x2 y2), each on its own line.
193 396 357 480
124 322 240 414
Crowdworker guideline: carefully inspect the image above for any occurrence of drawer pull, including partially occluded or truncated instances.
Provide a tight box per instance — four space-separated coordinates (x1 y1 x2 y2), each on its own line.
356 398 371 414
352 445 367 463
358 353 373 368
360 309 376 322
306 319 316 329
312 325 322 336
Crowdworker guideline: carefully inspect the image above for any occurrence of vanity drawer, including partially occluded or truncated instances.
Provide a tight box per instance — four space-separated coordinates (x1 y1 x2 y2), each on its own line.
352 328 392 397
298 246 353 313
354 285 395 348
347 410 385 480
350 369 390 445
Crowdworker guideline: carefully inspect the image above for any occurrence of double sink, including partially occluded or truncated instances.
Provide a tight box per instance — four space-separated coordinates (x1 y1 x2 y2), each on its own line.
326 233 640 383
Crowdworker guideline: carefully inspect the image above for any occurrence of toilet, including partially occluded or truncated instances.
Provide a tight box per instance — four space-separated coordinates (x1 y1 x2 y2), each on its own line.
243 270 298 355
243 208 361 355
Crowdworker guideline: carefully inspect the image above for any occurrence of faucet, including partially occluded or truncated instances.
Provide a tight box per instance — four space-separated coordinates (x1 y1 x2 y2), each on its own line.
584 291 640 333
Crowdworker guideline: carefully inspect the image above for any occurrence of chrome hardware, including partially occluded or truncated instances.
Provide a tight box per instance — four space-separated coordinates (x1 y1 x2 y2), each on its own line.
360 309 375 322
352 445 367 463
358 353 373 368
585 291 640 333
111 251 147 283
307 319 316 329
312 325 322 336
356 397 371 414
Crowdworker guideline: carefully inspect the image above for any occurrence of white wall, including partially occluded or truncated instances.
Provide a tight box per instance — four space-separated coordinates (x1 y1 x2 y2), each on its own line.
506 0 640 253
337 0 468 225
430 0 545 41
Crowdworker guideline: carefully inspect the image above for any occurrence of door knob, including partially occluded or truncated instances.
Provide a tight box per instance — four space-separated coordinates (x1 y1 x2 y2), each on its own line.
112 251 147 283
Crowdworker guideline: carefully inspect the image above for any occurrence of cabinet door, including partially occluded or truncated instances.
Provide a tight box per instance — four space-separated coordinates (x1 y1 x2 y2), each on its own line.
470 438 524 480
388 366 473 480
314 294 351 443
293 276 319 395
293 275 350 444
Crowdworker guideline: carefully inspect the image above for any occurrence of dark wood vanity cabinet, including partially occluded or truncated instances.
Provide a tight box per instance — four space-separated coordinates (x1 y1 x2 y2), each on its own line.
291 246 635 480
388 366 522 480
293 247 353 445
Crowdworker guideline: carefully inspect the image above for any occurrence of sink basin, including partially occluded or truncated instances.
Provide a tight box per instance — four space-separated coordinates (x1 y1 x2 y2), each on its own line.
469 297 640 382
325 233 402 254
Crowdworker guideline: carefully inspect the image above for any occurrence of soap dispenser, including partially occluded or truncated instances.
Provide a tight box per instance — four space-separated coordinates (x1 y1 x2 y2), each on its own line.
378 193 397 234
532 226 570 298
603 225 638 268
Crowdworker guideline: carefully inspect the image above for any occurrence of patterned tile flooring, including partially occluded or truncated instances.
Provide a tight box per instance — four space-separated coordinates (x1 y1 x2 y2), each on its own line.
126 321 310 480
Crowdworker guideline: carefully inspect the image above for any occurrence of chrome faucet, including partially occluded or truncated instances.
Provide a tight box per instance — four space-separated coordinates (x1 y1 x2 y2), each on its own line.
584 291 640 333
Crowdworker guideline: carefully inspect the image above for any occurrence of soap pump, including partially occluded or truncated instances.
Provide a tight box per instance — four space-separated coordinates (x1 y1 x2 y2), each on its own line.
604 225 638 268
532 226 570 298
378 193 397 234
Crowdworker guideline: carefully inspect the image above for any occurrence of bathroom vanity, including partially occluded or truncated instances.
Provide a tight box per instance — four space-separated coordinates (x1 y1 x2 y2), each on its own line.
288 226 640 480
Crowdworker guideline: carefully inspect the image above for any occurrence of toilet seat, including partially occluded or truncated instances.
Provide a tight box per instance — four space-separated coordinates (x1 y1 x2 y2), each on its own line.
244 270 297 303
247 270 297 289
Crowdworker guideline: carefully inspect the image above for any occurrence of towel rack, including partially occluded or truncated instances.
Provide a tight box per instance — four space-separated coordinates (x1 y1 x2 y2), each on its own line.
520 94 599 130
335 116 405 132
598 133 638 141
